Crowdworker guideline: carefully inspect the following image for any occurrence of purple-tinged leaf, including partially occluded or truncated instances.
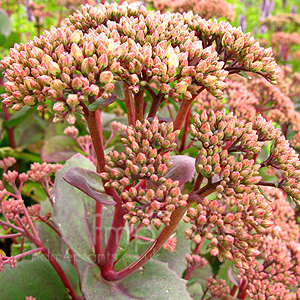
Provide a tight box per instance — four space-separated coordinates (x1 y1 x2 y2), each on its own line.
82 256 193 300
41 135 77 162
228 265 239 286
88 95 116 111
165 155 196 186
54 154 96 263
63 166 115 206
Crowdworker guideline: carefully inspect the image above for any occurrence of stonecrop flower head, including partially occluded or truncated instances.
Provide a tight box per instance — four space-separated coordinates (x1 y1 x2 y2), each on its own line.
183 109 300 269
237 187 300 299
0 2 278 123
100 117 189 228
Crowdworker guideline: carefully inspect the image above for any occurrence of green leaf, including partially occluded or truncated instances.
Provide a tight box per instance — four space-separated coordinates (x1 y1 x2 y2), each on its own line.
258 185 272 202
113 81 125 100
22 181 47 202
44 120 71 141
82 256 193 300
63 166 116 205
3 106 33 128
36 199 66 255
238 70 252 80
14 113 47 148
0 257 80 300
0 10 11 37
88 95 116 111
41 135 78 162
53 153 96 263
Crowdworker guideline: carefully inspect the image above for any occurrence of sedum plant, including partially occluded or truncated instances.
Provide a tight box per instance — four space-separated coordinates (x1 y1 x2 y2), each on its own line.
1 2 300 299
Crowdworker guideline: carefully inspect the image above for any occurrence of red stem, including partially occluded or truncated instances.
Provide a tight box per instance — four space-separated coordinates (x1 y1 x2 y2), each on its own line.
3 104 16 148
40 246 79 300
173 99 190 130
123 82 135 126
173 90 204 131
179 106 191 152
101 192 198 281
134 89 144 121
85 110 125 269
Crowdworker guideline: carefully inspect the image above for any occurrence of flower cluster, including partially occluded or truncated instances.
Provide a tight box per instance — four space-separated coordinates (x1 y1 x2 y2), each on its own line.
100 117 188 228
205 277 234 300
238 187 300 299
27 162 62 183
151 0 236 22
261 13 300 31
0 2 278 122
195 70 300 149
183 110 300 269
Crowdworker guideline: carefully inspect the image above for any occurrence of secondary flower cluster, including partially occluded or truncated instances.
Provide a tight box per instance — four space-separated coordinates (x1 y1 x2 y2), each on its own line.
100 117 188 228
150 0 235 22
183 110 300 269
195 71 300 149
0 2 278 122
238 187 300 298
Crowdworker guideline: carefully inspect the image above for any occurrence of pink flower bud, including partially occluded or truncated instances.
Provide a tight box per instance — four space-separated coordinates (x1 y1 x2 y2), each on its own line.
128 74 139 85
153 218 162 229
70 30 83 44
70 43 83 58
210 247 219 256
48 61 61 76
50 79 64 91
81 57 96 75
23 95 36 106
100 71 114 84
198 215 207 225
175 81 189 94
53 102 65 112
24 77 40 91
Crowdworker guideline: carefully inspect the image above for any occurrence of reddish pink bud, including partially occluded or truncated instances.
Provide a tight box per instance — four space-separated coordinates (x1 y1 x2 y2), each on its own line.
71 77 82 90
24 77 40 91
23 95 36 106
153 218 162 229
245 248 260 257
71 43 83 58
209 200 218 211
194 234 201 244
210 247 219 256
53 102 65 112
66 94 79 109
198 215 207 225
100 71 113 84
48 61 61 76
81 57 96 75
70 30 83 44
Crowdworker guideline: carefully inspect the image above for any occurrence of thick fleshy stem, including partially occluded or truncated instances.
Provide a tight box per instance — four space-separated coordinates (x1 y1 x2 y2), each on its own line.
123 82 135 126
173 90 204 130
134 89 145 122
179 107 192 152
85 110 125 268
101 192 198 281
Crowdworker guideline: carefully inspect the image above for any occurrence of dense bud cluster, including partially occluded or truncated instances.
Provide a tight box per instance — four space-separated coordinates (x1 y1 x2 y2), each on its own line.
27 162 62 182
1 2 278 121
1 198 24 222
100 117 188 227
238 187 300 298
150 0 235 22
183 110 300 268
196 73 300 149
205 277 234 300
